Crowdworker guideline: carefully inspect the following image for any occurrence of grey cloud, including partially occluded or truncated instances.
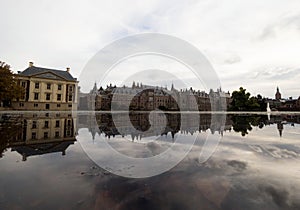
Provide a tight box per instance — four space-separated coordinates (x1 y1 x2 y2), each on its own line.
227 160 247 172
223 56 241 65
251 67 300 80
258 13 300 40
264 185 289 208
146 142 164 156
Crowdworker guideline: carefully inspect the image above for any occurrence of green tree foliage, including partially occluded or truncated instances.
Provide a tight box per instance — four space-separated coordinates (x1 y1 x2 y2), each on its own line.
231 115 268 136
257 94 267 111
0 61 24 107
230 87 260 111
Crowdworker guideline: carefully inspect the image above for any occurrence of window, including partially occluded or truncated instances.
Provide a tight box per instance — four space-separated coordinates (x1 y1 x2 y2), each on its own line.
35 82 39 89
69 86 73 91
34 103 38 107
57 94 61 101
58 84 62 90
47 83 51 90
45 104 50 110
19 103 24 107
55 120 60 127
21 81 26 87
68 95 72 101
66 130 71 136
57 104 61 107
46 93 50 100
44 132 48 139
44 121 49 128
68 104 72 107
67 120 72 126
34 93 39 100
32 132 36 140
32 121 37 129
55 131 60 138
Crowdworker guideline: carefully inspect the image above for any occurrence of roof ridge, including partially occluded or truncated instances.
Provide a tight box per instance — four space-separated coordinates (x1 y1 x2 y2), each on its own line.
19 66 76 81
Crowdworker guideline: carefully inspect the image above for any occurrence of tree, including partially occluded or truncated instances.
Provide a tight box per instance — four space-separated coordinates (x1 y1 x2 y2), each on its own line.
230 87 250 111
257 94 267 111
231 115 268 136
0 61 24 107
230 87 260 111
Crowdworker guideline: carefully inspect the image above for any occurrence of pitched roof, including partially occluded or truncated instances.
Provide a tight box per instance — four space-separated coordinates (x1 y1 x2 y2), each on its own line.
18 66 77 81
11 140 75 157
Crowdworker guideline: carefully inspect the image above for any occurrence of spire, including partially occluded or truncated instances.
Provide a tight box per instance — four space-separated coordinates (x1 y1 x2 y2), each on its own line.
171 83 174 91
275 86 281 100
91 82 97 94
132 81 136 88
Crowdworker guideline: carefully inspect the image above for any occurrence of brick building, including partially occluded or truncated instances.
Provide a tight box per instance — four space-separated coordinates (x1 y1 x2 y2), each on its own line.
94 82 231 111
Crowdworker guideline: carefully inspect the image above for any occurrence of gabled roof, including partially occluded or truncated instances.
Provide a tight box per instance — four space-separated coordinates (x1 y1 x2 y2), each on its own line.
18 66 77 81
11 140 75 157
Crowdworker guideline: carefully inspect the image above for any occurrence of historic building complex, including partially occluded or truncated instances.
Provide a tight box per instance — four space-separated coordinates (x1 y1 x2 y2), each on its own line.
12 62 78 111
79 82 231 111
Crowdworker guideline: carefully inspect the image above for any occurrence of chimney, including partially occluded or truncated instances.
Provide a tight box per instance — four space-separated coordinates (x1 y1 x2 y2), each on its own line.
29 62 34 67
66 67 70 72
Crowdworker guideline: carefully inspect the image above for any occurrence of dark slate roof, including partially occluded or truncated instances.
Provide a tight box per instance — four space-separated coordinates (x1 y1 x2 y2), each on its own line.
11 140 75 157
19 66 77 81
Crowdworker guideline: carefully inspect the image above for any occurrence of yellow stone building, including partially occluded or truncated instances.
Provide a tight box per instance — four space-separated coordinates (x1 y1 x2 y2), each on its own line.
12 62 78 111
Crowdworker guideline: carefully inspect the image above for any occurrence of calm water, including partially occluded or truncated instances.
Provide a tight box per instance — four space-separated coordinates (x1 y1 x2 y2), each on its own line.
1 112 300 210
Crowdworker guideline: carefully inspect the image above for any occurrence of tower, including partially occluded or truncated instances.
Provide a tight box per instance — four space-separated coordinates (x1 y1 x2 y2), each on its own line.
275 87 281 100
171 83 174 91
277 122 283 137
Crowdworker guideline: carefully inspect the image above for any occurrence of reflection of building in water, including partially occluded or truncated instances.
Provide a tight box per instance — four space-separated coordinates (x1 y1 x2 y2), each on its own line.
93 113 232 141
0 113 76 161
277 122 283 137
77 112 100 140
95 113 180 141
78 82 231 111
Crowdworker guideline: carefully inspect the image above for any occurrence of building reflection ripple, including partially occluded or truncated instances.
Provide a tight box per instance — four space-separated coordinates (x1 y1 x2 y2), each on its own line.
0 112 76 161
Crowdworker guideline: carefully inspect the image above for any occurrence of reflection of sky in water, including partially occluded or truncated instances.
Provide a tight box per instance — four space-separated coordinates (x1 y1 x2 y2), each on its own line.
1 116 300 209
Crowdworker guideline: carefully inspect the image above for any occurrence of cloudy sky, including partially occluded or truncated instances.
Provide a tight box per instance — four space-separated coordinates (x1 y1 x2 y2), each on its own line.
1 0 300 98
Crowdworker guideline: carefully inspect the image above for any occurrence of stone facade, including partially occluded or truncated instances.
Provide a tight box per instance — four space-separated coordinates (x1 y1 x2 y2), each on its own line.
93 82 231 111
12 62 78 111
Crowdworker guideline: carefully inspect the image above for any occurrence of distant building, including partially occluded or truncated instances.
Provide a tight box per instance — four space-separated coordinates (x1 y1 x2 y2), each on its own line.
94 82 231 111
275 87 281 100
78 82 98 110
12 62 78 111
266 87 300 111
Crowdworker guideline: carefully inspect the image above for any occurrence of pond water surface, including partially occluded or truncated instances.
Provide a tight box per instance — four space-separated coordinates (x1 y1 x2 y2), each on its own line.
0 112 300 210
